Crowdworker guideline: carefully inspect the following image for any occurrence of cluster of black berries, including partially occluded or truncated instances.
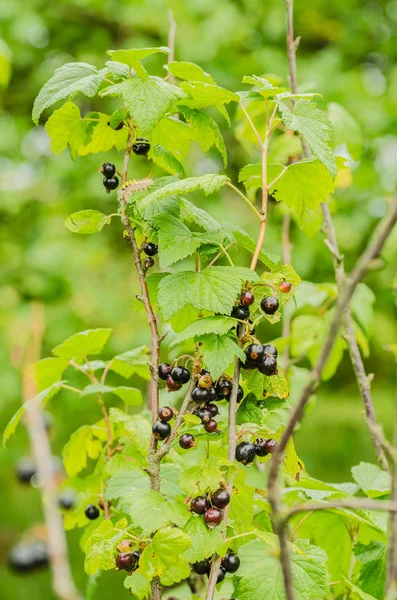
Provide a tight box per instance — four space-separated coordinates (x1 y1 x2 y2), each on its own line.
143 242 158 270
236 437 277 465
8 539 49 574
231 290 255 321
193 550 240 583
158 363 191 393
100 162 119 192
243 342 278 376
115 540 141 574
190 487 230 529
152 405 174 441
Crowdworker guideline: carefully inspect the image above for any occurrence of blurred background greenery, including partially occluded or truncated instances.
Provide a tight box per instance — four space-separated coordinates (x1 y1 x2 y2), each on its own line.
1 0 397 597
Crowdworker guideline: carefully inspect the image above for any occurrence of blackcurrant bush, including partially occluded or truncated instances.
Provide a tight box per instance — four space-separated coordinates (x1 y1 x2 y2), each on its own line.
258 355 277 376
244 343 264 364
85 504 100 520
204 419 218 433
171 366 190 384
240 290 255 306
152 420 171 440
207 386 218 402
158 406 173 422
211 488 230 509
103 176 119 191
221 553 240 573
215 378 232 398
204 507 222 528
207 403 219 417
190 495 209 514
144 242 158 257
15 457 37 484
235 442 256 465
144 257 154 269
264 438 277 453
279 281 292 293
231 305 250 320
133 138 151 155
217 566 226 583
195 406 212 423
192 386 210 403
101 162 116 177
254 438 269 457
116 552 136 571
179 433 195 449
58 490 75 510
166 376 182 392
260 296 279 315
193 559 210 575
158 363 172 380
262 343 278 358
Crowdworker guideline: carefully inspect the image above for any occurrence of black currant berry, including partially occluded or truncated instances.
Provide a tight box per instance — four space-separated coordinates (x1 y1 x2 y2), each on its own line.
133 138 151 155
166 376 182 392
116 552 136 571
211 488 230 509
158 363 172 380
15 458 37 484
171 366 190 384
85 504 100 520
58 490 75 510
132 551 141 563
207 403 219 417
217 566 226 583
279 281 292 293
221 553 240 573
235 442 256 465
8 541 49 573
264 438 277 453
193 559 210 575
190 496 209 514
240 290 255 307
207 386 218 402
204 419 218 433
198 373 213 388
254 438 269 457
215 378 232 399
179 433 195 449
260 296 279 315
195 406 212 423
103 176 119 191
204 507 222 528
152 420 171 440
258 355 277 376
192 386 210 403
231 305 250 320
101 162 116 177
159 406 173 422
144 257 154 269
244 343 264 364
262 344 278 358
144 242 158 257
237 385 244 403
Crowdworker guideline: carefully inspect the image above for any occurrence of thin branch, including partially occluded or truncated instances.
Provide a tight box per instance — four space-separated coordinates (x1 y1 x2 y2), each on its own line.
283 498 397 523
250 132 270 271
268 165 288 191
239 101 264 149
167 10 177 64
208 241 237 268
226 181 262 221
387 364 397 597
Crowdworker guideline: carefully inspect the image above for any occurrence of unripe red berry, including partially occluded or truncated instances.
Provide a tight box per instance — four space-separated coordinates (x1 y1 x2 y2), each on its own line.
204 507 222 528
279 281 292 293
240 290 255 306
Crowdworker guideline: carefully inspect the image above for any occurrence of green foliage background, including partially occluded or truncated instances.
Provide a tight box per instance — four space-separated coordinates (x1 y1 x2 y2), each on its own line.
0 0 397 597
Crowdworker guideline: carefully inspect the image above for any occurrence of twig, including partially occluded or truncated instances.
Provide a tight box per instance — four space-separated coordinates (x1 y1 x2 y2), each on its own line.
250 132 270 271
167 10 176 64
226 181 262 222
283 498 397 524
208 241 237 268
238 101 264 149
387 365 397 597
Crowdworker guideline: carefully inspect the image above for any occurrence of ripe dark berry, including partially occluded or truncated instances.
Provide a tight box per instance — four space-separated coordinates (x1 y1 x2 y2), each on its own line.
133 137 151 155
85 504 100 520
132 551 141 563
171 366 190 384
159 406 173 422
15 458 36 484
8 541 49 573
207 386 218 402
264 438 277 453
207 403 219 417
279 281 292 293
116 552 136 571
235 442 256 465
211 488 230 509
144 257 154 269
58 490 75 510
231 305 250 320
193 559 210 575
103 176 119 191
101 162 116 177
215 378 232 398
260 296 279 315
198 373 213 388
179 433 195 449
204 419 218 433
263 343 278 358
237 385 244 403
192 386 210 403
240 290 255 306
258 354 277 376
240 358 257 370
195 406 212 423
245 343 264 364
221 553 240 573
190 495 209 514
204 507 222 528
217 566 226 583
254 438 269 457
158 363 172 380
166 376 182 392
152 420 171 440
144 242 158 257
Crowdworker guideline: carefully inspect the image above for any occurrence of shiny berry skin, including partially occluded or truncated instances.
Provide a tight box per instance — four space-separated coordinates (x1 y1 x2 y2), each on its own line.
152 420 171 440
217 566 226 583
190 495 209 514
237 385 244 403
215 378 232 398
258 354 277 376
133 137 150 155
260 296 279 315
240 358 257 370
116 552 135 571
200 368 211 376
207 386 218 402
144 257 154 269
262 344 278 358
254 438 269 457
179 433 195 449
204 419 218 433
15 458 36 484
221 553 240 573
195 406 212 423
198 373 213 388
101 162 116 177
159 406 173 422
211 488 230 509
103 176 119 190
58 490 75 510
204 507 222 528
158 363 172 380
279 281 292 293
245 343 264 364
171 366 190 384
264 438 277 453
235 442 256 465
193 559 210 575
85 504 100 520
231 305 250 320
192 386 210 403
240 290 255 307
132 551 141 563
207 403 219 417
144 242 158 257
166 376 182 392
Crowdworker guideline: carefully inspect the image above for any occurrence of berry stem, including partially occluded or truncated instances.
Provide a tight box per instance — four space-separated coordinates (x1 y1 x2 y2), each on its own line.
226 181 262 222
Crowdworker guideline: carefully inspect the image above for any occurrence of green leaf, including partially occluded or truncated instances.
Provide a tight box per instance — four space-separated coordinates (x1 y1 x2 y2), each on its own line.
199 333 245 379
229 483 255 535
168 61 215 84
152 526 191 557
170 316 236 347
278 99 336 178
236 393 263 425
62 424 103 476
80 383 142 406
121 490 190 536
124 571 151 598
52 328 112 360
140 173 228 208
65 210 110 234
351 463 391 498
263 368 289 399
110 345 151 380
34 357 68 391
107 46 170 75
77 113 128 155
183 516 224 563
84 519 127 575
33 62 105 124
45 102 85 155
105 467 149 500
149 144 185 178
151 117 193 160
354 541 386 600
158 266 258 320
178 81 239 117
179 463 224 496
179 107 227 166
344 580 378 600
242 75 286 98
226 223 281 269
